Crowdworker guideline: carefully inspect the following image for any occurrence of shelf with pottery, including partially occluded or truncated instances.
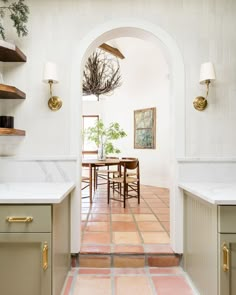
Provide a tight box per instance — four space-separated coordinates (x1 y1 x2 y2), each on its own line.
0 40 26 62
0 41 26 138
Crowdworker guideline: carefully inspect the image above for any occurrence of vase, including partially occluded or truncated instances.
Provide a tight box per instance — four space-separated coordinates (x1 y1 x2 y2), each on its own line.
98 143 106 160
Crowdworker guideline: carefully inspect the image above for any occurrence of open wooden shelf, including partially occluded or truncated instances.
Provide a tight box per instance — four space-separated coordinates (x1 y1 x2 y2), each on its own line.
0 84 26 99
0 40 26 62
0 128 25 136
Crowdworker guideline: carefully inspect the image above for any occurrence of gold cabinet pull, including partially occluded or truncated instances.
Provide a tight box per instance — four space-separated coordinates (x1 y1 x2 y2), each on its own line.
223 243 230 272
42 242 48 271
6 216 33 223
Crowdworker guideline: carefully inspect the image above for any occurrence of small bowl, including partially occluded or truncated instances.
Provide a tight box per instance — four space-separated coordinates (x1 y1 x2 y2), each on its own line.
0 116 14 128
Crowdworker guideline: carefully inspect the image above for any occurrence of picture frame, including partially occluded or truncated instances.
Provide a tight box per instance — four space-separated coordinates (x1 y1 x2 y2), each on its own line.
134 107 156 149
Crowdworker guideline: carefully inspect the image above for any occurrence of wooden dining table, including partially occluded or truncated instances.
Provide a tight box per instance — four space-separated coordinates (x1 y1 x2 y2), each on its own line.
82 158 121 202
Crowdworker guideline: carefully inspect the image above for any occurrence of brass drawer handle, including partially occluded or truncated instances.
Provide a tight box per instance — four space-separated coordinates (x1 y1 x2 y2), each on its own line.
223 243 230 272
6 216 33 223
42 242 48 271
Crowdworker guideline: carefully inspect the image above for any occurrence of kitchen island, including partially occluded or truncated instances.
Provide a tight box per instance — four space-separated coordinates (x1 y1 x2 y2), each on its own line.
179 182 236 295
0 182 75 295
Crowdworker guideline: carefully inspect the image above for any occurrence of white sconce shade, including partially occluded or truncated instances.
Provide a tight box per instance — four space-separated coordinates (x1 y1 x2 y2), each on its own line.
43 62 59 83
199 62 216 84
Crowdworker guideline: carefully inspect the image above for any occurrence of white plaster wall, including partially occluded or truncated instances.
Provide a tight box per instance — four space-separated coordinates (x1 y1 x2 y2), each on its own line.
83 37 170 187
0 0 235 158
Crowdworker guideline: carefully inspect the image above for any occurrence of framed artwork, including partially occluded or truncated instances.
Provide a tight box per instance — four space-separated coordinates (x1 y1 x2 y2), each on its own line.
134 107 156 149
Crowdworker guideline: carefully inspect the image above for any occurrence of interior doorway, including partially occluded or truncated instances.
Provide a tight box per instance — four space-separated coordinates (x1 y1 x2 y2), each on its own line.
70 20 185 253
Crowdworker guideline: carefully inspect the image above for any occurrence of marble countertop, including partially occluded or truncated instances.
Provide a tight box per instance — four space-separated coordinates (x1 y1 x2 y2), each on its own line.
179 182 236 205
0 182 76 204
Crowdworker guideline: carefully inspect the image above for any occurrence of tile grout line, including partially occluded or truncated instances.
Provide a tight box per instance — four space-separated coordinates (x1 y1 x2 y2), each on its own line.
145 266 158 295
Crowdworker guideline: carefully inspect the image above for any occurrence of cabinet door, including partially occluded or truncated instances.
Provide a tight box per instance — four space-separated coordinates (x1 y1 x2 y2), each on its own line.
219 234 236 295
0 233 51 295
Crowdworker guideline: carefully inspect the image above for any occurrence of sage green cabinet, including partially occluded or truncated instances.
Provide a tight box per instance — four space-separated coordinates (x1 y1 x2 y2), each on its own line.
184 191 236 295
0 196 70 295
218 234 236 295
218 206 236 295
0 233 51 295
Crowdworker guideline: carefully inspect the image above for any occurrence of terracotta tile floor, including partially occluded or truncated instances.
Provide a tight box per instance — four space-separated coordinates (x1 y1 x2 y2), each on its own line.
81 184 171 253
61 267 197 295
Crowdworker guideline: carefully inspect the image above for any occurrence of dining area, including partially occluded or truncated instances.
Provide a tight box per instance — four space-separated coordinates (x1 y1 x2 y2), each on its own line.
81 157 140 208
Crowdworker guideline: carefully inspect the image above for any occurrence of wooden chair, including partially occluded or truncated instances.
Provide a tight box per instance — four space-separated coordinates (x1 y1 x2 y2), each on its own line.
108 159 140 208
95 157 120 190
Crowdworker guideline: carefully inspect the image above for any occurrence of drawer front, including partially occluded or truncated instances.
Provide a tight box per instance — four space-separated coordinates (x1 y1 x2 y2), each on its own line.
218 206 236 233
0 205 51 233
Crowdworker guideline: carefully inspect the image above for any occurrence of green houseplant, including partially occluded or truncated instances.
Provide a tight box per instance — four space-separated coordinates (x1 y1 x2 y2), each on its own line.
0 0 29 40
85 119 127 160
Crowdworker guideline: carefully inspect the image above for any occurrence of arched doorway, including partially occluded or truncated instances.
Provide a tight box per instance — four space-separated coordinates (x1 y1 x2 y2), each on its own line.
70 20 185 253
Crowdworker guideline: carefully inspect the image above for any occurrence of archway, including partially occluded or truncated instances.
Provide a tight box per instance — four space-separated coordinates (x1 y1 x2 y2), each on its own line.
70 20 185 253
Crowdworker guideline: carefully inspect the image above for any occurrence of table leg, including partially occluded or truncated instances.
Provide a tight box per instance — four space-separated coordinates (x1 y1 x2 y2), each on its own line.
89 164 93 203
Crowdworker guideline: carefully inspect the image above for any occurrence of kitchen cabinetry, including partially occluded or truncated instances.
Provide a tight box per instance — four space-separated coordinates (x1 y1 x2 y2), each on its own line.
218 206 236 295
0 196 70 295
183 190 236 295
0 40 26 136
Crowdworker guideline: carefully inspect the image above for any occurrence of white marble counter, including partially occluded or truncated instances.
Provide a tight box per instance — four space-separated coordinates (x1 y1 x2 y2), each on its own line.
179 182 236 205
0 182 76 204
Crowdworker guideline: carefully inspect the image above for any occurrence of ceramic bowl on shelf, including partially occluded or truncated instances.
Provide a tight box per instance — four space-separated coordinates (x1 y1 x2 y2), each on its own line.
0 116 14 128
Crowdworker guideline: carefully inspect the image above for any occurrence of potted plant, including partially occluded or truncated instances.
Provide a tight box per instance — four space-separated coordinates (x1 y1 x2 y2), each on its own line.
84 119 127 160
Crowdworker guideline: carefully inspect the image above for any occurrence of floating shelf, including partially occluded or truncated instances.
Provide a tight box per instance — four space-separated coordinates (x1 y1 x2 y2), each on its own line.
0 128 25 136
0 40 26 62
0 84 26 99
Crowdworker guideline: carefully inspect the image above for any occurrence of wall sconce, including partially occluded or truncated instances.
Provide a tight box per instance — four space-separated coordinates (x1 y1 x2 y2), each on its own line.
193 62 216 111
43 62 62 111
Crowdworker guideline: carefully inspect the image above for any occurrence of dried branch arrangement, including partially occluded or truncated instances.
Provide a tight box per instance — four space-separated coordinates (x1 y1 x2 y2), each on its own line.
83 49 122 100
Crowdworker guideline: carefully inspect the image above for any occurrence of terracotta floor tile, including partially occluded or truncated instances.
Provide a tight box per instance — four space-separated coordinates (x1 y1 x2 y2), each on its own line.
112 214 133 221
113 267 146 274
131 207 152 214
78 268 111 275
112 221 137 232
111 207 130 213
149 266 182 274
73 277 112 295
162 221 170 231
152 276 194 295
145 244 173 254
80 245 111 254
113 245 144 254
81 184 172 254
113 256 145 267
152 207 169 214
141 232 170 244
83 232 110 244
156 214 170 221
115 277 153 295
79 256 111 268
113 232 141 244
91 207 111 214
134 214 157 221
88 214 110 222
85 222 110 232
148 255 180 267
137 221 164 231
